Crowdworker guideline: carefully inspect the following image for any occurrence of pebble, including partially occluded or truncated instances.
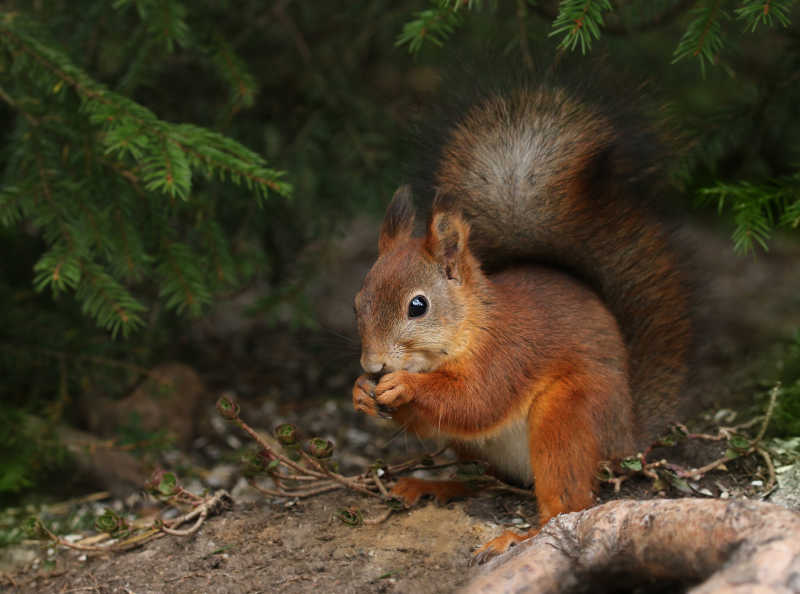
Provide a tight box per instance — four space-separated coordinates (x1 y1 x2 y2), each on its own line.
207 464 238 489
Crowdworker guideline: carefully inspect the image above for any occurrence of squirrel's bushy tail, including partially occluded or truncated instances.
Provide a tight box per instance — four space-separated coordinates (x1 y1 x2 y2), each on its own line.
433 86 690 448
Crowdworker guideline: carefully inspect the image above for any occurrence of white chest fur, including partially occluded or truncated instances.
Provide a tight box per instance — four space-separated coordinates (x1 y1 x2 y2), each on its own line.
454 417 533 486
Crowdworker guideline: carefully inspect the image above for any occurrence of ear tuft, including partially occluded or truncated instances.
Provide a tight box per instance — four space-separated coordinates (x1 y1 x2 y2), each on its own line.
427 210 470 282
434 214 460 261
431 189 457 214
379 185 416 253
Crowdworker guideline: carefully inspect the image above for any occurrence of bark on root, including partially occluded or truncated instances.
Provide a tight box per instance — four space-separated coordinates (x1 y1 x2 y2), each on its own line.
462 498 800 594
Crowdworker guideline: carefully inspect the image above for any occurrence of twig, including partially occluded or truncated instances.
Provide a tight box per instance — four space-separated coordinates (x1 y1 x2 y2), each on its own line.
604 475 627 493
678 455 733 480
384 447 448 473
612 384 783 496
233 418 327 479
675 415 765 441
44 491 111 515
165 490 231 529
755 446 777 491
36 490 231 554
372 469 390 498
363 508 394 525
389 460 461 474
39 522 163 553
754 382 780 444
639 453 661 481
248 479 343 498
486 481 533 498
678 383 780 482
161 510 206 536
300 451 383 499
270 473 328 482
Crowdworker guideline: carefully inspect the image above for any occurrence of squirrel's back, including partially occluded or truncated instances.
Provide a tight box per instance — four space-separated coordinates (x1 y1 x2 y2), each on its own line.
431 84 690 447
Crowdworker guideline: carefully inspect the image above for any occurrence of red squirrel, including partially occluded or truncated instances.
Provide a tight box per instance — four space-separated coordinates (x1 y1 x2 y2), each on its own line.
351 84 691 560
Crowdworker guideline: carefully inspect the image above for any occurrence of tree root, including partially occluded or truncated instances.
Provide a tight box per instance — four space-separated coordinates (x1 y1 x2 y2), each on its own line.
463 498 800 594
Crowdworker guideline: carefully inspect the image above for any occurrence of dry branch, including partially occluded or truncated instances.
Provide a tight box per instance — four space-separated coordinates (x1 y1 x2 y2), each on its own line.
463 498 800 594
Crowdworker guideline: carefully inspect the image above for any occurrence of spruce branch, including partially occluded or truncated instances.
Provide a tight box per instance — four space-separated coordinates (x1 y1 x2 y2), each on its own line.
112 0 191 53
698 171 800 254
209 34 259 119
672 0 729 76
736 0 795 31
0 18 289 202
529 0 699 35
32 245 82 295
0 11 292 336
157 240 212 316
77 263 147 338
396 1 471 54
0 186 25 226
549 0 613 54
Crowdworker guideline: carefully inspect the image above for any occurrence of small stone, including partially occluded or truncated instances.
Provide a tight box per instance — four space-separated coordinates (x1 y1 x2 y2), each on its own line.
713 409 737 424
231 477 259 503
211 416 228 436
768 461 800 512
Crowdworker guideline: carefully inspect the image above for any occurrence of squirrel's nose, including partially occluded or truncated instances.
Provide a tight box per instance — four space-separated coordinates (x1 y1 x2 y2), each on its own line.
360 354 386 375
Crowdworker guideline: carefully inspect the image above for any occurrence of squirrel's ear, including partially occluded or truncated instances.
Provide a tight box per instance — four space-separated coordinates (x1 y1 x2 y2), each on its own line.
427 211 470 283
379 185 416 253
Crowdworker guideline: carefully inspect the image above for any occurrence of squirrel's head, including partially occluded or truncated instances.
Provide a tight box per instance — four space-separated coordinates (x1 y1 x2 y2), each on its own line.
354 185 485 376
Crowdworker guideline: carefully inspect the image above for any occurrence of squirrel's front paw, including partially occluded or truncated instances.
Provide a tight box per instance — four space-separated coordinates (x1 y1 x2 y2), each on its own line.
352 374 382 417
374 371 415 409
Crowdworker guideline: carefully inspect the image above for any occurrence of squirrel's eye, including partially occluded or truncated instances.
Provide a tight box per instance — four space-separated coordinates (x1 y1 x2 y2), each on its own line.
408 295 428 318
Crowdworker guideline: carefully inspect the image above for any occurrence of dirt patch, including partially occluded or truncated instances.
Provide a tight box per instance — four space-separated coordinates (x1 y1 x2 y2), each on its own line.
9 495 496 593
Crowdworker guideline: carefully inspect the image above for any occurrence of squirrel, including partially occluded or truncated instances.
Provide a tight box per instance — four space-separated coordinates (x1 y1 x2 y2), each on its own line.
351 80 691 561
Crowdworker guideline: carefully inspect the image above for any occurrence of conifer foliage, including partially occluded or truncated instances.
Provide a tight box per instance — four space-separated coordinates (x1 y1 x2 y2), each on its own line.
0 8 289 338
0 2 290 493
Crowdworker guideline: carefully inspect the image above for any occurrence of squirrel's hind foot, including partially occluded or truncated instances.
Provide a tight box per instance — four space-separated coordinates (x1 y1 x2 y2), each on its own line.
391 477 476 507
470 528 539 565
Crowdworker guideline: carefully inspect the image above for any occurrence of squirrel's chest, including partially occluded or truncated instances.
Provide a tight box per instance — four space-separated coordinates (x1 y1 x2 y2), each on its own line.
454 417 533 486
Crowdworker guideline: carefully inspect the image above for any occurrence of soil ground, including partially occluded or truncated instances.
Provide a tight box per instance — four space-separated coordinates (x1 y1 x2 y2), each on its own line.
2 222 800 594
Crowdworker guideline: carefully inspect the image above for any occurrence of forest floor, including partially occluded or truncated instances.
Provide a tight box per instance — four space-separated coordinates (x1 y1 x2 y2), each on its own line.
2 221 800 594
